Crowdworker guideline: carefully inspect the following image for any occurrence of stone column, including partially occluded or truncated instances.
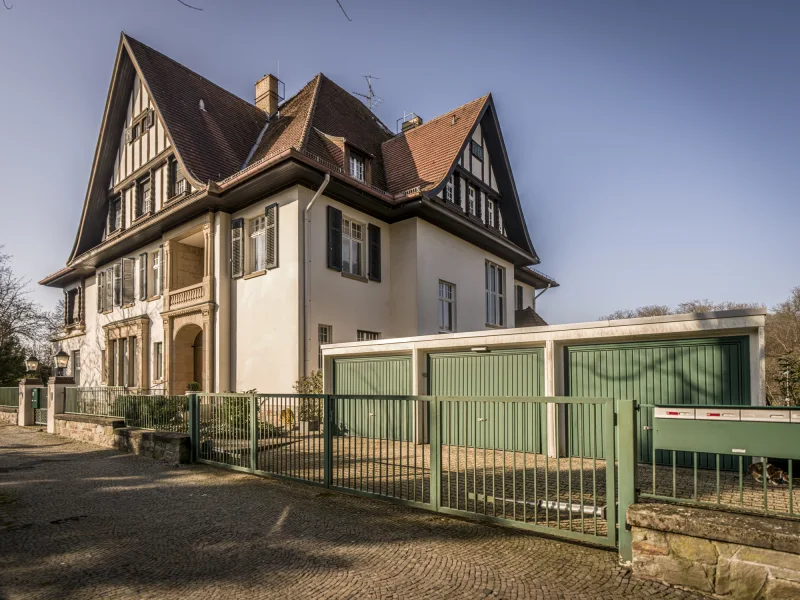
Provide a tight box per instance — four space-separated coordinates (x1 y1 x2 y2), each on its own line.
202 307 214 393
163 317 172 394
18 377 42 426
47 376 75 434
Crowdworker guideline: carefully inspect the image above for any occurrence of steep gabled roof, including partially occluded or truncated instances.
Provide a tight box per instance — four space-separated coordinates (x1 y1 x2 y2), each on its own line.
125 35 266 183
245 74 394 189
382 95 489 194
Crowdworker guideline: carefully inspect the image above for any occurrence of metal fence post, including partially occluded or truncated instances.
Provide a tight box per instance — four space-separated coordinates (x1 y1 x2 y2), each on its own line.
323 394 333 488
188 393 198 463
429 397 441 511
250 393 258 473
617 398 638 563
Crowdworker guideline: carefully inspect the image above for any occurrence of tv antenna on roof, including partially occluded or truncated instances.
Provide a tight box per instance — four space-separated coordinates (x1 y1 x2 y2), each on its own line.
353 74 383 112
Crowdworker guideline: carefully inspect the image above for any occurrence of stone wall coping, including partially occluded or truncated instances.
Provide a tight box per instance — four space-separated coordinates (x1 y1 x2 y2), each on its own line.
0 406 18 413
628 502 800 555
56 414 125 427
114 427 190 443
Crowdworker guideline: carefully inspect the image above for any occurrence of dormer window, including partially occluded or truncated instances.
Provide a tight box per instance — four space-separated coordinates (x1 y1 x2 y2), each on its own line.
349 152 365 182
445 179 454 202
169 158 187 198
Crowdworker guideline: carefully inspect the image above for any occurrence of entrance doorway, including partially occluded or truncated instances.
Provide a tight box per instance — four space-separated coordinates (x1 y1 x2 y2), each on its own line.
174 324 203 392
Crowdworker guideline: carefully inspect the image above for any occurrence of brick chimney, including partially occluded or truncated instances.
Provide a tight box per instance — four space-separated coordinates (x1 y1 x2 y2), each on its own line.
401 114 423 132
255 74 280 115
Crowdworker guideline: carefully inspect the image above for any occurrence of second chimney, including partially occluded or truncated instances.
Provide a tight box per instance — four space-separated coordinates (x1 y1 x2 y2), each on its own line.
401 114 423 132
255 74 280 115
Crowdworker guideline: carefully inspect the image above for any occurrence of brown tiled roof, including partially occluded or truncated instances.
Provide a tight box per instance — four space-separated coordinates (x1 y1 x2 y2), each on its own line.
515 307 549 328
381 95 489 194
124 35 267 183
246 74 394 189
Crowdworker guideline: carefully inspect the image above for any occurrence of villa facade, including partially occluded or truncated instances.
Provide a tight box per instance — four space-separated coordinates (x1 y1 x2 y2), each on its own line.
41 33 558 394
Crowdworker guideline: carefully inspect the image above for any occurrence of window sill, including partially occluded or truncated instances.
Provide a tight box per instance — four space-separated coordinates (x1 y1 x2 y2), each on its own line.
243 269 267 280
341 272 368 283
484 323 506 329
132 211 152 225
146 295 162 302
106 229 123 240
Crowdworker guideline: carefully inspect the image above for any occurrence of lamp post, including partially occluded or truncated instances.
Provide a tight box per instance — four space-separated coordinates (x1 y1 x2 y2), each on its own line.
25 355 39 378
54 350 70 378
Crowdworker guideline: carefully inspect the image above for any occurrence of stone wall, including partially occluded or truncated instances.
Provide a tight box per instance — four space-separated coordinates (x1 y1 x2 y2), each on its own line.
54 414 125 448
0 406 18 425
114 427 190 465
628 503 800 599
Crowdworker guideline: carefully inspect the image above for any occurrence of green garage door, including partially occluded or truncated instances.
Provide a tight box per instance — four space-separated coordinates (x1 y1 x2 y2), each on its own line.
332 355 413 440
428 348 546 452
566 336 751 467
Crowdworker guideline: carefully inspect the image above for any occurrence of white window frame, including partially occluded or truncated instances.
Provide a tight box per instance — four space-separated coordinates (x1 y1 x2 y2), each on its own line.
349 153 365 182
468 187 476 215
438 280 456 333
485 260 505 327
151 249 162 297
248 215 267 273
357 330 380 342
487 198 495 227
318 325 332 369
72 350 81 385
342 217 364 277
445 179 453 202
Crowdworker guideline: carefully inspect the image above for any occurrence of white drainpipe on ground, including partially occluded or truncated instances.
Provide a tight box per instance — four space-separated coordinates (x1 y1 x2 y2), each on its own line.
302 174 331 379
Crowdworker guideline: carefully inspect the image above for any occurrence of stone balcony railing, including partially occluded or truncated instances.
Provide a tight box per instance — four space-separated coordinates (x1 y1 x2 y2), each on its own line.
164 281 208 312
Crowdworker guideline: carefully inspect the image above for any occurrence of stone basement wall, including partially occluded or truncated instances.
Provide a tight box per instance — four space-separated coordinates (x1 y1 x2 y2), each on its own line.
114 427 190 466
54 416 190 466
628 503 800 599
0 406 18 425
54 414 125 448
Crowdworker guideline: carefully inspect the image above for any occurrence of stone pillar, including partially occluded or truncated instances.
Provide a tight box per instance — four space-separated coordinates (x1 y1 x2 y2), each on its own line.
214 211 231 393
47 376 75 434
163 317 173 394
18 377 42 426
201 307 214 393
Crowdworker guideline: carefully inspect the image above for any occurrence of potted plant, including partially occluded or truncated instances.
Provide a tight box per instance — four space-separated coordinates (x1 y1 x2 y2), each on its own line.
294 370 323 433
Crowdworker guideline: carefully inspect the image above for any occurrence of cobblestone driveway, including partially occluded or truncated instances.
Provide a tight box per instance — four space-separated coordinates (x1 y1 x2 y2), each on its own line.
0 425 704 600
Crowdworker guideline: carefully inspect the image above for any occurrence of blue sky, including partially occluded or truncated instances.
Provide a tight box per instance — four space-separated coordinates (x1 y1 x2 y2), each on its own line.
1 0 797 324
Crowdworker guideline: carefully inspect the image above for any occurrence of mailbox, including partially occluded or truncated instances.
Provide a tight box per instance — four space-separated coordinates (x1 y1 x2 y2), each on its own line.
654 407 695 420
654 405 800 461
741 408 792 423
696 408 740 422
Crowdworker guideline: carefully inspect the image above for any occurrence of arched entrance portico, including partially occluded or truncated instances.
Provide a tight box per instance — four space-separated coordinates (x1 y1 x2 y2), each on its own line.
173 323 203 393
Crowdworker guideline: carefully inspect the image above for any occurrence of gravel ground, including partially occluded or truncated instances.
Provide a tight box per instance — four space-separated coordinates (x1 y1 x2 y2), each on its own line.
0 425 705 600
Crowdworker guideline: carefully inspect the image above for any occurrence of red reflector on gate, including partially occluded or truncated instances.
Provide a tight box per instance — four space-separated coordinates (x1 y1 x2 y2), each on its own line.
707 413 721 417
667 411 679 415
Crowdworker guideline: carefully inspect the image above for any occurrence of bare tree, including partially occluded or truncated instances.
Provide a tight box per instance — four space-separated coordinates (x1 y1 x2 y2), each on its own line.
601 305 672 320
765 287 800 405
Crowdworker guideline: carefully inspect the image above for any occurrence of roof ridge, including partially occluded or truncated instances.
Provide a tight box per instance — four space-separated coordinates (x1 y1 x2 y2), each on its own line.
298 74 324 150
123 33 263 119
384 94 490 146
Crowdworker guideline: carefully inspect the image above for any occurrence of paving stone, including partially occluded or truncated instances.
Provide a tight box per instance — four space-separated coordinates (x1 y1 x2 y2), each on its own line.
0 424 705 600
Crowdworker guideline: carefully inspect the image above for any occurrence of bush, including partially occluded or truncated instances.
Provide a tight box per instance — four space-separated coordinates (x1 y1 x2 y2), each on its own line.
298 398 323 421
187 381 201 392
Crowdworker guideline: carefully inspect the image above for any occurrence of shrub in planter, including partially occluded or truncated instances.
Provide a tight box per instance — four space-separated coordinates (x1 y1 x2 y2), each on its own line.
186 381 201 392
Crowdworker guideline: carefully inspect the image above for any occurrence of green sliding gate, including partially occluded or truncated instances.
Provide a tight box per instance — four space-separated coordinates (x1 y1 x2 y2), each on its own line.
565 336 751 469
190 392 637 559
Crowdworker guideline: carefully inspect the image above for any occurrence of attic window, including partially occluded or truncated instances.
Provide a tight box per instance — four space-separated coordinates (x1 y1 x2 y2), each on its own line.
125 109 154 144
349 152 365 182
471 139 484 162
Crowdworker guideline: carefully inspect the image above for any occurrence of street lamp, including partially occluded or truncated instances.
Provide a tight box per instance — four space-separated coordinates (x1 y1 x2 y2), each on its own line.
54 349 70 378
25 355 39 376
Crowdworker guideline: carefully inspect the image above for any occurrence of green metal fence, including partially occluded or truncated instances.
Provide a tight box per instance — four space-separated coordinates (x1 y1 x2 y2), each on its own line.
65 387 188 432
32 387 47 425
0 387 19 407
190 393 638 558
640 404 799 518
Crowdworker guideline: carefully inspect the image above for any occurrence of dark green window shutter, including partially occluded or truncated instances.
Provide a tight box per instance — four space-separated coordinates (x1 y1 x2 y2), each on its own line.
113 263 122 306
231 218 244 278
139 253 148 300
453 174 462 209
122 258 135 305
327 205 342 271
265 203 279 269
368 223 381 282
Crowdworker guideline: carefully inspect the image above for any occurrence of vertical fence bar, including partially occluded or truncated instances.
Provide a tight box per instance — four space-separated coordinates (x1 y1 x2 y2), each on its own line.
617 398 637 563
323 395 333 488
429 398 441 511
188 393 198 463
250 393 258 473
